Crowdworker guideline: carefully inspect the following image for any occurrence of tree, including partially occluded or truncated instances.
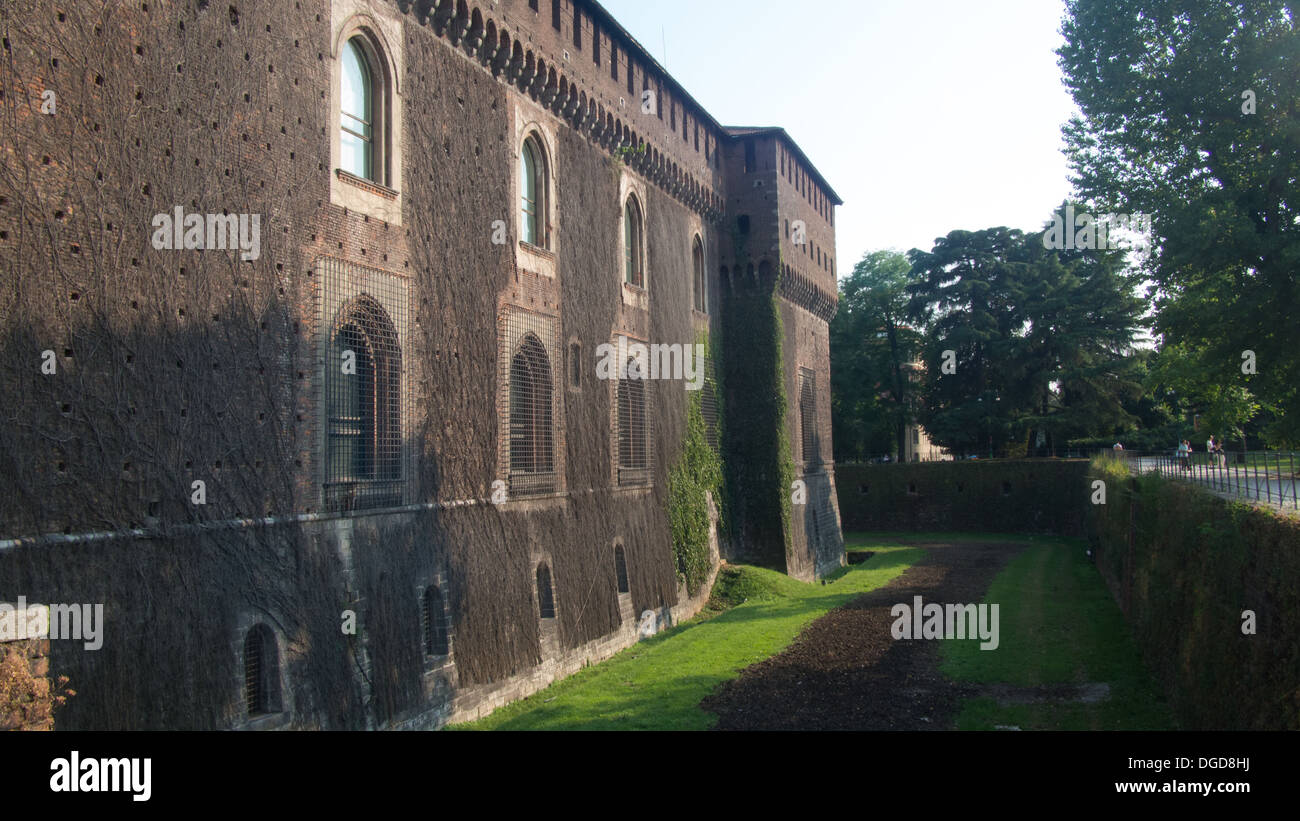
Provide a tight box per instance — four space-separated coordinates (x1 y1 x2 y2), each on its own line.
1059 0 1300 446
833 251 924 461
906 228 1033 456
905 219 1143 456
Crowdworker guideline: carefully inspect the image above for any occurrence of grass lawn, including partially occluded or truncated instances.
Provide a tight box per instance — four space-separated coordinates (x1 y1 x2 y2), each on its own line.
451 538 923 731
940 538 1176 730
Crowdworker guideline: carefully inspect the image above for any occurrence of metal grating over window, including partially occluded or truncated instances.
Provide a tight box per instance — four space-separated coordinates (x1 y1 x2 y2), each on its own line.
422 586 449 657
536 563 556 619
244 624 279 716
615 341 654 486
500 307 559 497
799 367 819 469
614 544 630 593
700 356 719 452
318 257 410 513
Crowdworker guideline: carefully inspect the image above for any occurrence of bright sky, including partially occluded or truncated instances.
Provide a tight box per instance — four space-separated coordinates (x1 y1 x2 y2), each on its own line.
600 0 1078 280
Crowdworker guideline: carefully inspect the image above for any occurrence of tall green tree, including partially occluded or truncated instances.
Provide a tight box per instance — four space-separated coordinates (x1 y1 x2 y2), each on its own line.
905 219 1144 456
834 250 923 460
906 228 1033 456
1059 0 1300 445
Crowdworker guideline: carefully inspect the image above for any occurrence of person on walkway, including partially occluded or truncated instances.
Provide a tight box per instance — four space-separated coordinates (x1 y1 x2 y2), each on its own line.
1214 436 1227 469
1206 435 1216 470
1177 439 1190 471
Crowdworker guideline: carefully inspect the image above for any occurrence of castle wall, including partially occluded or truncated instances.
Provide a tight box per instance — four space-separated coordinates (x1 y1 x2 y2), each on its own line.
0 0 838 728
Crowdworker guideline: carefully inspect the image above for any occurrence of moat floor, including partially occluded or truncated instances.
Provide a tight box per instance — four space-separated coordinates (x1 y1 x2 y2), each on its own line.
702 540 1025 730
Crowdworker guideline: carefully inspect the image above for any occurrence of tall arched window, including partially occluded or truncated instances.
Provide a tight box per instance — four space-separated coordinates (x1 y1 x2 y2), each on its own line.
421 586 449 657
799 369 819 467
341 37 376 180
509 333 554 490
623 196 644 287
244 624 281 717
326 295 402 511
520 134 549 248
692 235 706 313
618 357 648 482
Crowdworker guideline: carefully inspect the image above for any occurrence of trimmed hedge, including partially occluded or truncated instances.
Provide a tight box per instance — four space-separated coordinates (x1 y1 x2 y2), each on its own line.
1086 458 1300 729
836 460 1091 535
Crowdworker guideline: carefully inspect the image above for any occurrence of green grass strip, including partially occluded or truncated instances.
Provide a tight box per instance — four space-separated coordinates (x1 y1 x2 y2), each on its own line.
452 541 922 731
941 538 1175 730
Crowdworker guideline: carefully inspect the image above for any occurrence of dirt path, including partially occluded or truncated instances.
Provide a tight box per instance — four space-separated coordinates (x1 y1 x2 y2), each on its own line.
702 540 1027 730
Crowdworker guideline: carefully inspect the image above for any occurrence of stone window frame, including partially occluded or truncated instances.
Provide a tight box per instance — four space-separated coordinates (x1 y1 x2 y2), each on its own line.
518 130 554 252
618 173 649 309
690 230 708 316
328 4 404 225
233 611 292 730
315 257 412 515
416 577 453 666
496 306 564 500
512 104 560 279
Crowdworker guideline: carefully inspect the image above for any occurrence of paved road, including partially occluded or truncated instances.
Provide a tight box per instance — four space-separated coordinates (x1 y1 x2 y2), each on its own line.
1124 456 1299 510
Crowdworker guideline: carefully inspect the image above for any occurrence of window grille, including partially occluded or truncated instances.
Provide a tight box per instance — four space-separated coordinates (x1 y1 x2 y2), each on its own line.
500 308 559 496
799 367 819 468
318 258 409 513
244 625 280 716
536 563 556 619
700 358 719 452
422 586 449 657
615 343 653 486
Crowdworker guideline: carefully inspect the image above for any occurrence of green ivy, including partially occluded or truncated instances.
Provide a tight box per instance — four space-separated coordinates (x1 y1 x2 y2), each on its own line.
667 331 724 595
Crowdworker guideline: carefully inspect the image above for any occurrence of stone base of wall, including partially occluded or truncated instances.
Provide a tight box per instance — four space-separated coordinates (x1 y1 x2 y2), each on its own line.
390 493 723 730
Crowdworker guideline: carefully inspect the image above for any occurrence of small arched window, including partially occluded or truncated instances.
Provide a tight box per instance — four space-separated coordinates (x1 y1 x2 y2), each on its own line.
422 586 449 657
536 563 556 619
509 333 555 486
691 235 706 313
244 624 281 716
623 196 644 287
340 37 376 181
614 544 630 594
520 134 549 248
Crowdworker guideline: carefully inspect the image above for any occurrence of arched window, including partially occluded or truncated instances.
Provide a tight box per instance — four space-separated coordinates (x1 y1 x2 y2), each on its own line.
421 586 449 657
341 37 376 181
618 356 648 482
799 369 819 467
691 235 706 313
520 134 549 248
623 196 644 287
536 563 556 619
244 624 281 716
326 295 402 511
614 544 630 594
509 333 554 488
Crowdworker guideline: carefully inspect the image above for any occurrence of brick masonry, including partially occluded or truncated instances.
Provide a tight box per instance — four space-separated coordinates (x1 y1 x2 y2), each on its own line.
0 0 843 728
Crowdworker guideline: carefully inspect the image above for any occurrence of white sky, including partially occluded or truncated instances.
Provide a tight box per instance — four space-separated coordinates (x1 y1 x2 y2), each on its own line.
600 0 1079 279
